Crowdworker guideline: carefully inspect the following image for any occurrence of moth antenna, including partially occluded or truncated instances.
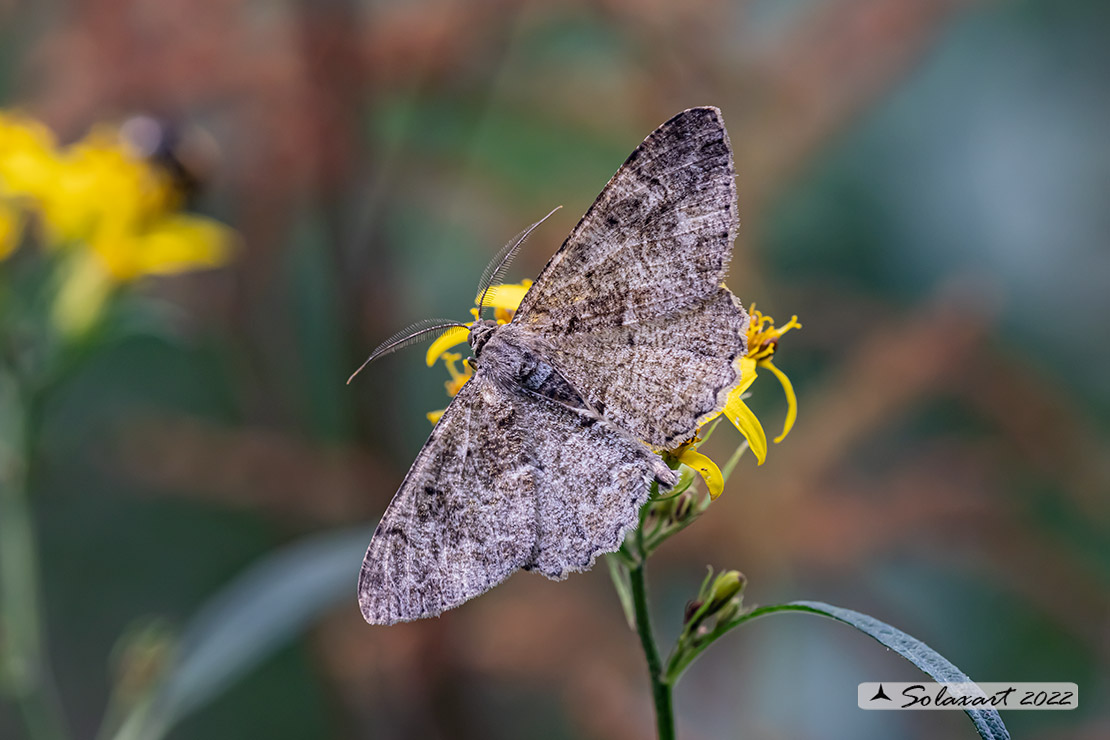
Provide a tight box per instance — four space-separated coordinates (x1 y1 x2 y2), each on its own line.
475 206 561 319
347 319 467 384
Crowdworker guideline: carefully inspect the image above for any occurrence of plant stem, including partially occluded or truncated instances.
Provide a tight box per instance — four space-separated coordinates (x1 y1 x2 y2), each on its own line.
628 544 674 740
0 375 69 740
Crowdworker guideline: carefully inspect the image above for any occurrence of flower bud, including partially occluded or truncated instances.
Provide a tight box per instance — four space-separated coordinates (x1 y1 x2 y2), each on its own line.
683 598 704 624
706 570 746 614
672 491 694 523
683 568 747 635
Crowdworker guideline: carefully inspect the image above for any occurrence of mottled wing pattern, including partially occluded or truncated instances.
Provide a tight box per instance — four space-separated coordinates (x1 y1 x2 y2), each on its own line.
536 291 745 449
513 106 747 449
523 394 674 581
358 371 675 625
516 106 738 328
358 377 534 625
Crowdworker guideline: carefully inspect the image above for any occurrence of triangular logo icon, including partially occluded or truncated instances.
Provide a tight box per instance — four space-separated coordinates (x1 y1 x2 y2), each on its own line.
870 684 892 701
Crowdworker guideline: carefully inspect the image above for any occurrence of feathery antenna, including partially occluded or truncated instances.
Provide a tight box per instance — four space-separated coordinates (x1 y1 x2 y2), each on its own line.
347 319 467 384
475 206 560 320
350 208 559 385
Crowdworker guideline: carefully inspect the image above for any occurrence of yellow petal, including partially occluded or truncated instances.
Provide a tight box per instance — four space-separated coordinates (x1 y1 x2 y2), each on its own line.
760 358 797 443
772 314 802 340
425 326 470 367
695 363 758 435
676 447 724 500
723 393 767 465
90 214 232 281
0 113 60 201
426 409 445 425
132 215 232 276
475 280 531 311
735 356 758 394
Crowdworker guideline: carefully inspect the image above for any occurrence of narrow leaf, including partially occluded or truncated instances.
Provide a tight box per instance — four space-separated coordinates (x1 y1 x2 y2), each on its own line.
605 556 636 630
112 526 373 740
737 602 1010 740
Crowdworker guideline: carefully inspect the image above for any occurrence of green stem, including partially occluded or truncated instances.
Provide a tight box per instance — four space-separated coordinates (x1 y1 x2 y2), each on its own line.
628 533 674 740
0 376 70 740
720 439 750 484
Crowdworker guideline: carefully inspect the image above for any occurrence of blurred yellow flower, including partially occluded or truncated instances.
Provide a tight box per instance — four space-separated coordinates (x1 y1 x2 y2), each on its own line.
0 110 234 335
0 111 233 282
0 113 57 258
92 213 230 281
0 113 58 202
0 199 23 259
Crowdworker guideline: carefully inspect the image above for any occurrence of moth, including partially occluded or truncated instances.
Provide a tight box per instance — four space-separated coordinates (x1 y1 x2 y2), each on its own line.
354 106 749 625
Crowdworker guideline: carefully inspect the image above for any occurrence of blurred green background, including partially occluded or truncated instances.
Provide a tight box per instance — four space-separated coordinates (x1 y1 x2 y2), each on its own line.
1 0 1107 738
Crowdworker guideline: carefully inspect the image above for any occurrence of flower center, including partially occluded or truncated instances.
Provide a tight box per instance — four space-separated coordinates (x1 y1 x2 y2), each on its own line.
745 304 800 362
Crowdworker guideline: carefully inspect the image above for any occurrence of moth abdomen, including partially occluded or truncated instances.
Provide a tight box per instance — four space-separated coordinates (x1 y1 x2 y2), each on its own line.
482 330 590 411
518 360 588 410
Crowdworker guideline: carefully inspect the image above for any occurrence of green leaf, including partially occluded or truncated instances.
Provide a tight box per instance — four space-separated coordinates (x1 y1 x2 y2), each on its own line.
605 555 636 630
110 526 373 740
733 601 1010 740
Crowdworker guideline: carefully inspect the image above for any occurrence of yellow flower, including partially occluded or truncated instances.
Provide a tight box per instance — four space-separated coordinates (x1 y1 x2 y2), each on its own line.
41 127 173 246
665 304 799 496
716 305 801 465
425 326 470 368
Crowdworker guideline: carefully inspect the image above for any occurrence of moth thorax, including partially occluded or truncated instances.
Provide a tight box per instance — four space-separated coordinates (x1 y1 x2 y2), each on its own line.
468 320 499 356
